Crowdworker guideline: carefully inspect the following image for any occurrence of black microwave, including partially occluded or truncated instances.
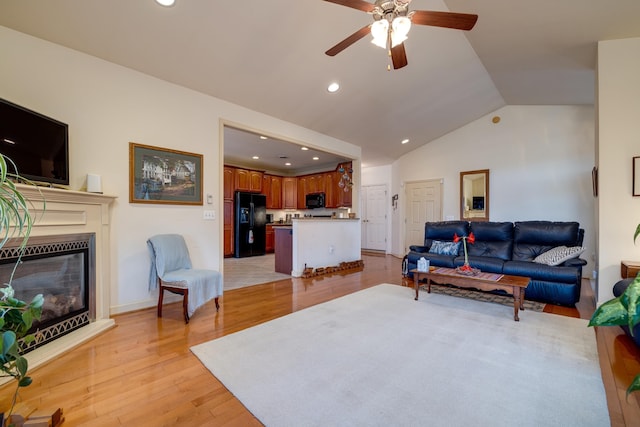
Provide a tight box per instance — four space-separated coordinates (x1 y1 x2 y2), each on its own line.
306 192 325 209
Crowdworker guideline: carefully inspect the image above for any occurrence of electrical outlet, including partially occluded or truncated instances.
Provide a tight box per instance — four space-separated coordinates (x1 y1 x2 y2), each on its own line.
203 210 215 220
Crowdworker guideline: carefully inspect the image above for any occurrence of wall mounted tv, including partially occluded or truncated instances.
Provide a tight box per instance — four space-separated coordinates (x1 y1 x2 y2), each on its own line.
0 98 69 186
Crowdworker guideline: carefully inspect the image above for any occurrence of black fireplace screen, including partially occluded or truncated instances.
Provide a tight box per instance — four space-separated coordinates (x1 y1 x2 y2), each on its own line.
0 233 94 352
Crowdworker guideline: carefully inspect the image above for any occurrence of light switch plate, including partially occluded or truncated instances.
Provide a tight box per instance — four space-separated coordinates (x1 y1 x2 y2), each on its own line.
203 210 215 220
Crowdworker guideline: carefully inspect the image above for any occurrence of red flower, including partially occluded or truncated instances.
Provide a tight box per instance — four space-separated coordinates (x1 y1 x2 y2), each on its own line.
453 233 460 243
467 232 476 244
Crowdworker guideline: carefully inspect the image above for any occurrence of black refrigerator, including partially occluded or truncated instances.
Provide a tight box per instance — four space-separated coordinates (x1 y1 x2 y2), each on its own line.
234 191 267 258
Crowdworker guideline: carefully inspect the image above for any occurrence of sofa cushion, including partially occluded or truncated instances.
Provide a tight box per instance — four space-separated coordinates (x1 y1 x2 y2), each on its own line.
429 240 461 256
534 246 585 266
424 221 469 248
512 221 580 261
467 222 514 261
503 260 580 283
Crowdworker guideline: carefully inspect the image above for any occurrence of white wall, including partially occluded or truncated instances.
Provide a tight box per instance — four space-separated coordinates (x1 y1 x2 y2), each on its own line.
0 26 361 314
374 105 596 277
597 37 640 304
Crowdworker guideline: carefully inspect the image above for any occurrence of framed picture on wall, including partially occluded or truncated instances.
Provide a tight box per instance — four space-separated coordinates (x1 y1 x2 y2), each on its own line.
129 142 203 205
634 156 640 197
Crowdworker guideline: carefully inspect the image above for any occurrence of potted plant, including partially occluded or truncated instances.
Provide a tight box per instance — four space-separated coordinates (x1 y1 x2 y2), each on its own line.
588 223 640 397
0 153 44 426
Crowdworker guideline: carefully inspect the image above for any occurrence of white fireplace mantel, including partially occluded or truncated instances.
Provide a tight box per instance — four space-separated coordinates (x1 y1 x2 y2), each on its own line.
12 184 117 372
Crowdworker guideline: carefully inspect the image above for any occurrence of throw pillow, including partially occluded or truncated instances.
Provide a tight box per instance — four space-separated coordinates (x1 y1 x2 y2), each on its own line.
534 246 585 266
429 240 461 256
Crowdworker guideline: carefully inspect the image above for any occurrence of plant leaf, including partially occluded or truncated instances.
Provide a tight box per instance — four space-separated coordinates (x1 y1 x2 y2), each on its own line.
627 373 640 398
18 375 32 387
589 297 629 327
1 331 16 359
635 223 640 245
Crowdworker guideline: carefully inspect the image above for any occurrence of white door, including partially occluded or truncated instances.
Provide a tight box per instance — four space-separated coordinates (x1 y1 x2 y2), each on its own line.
361 185 387 251
404 180 442 253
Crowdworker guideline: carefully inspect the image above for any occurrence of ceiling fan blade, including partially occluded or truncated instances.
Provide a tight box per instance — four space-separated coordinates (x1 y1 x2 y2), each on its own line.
325 25 371 56
411 10 478 31
391 43 408 70
322 0 376 13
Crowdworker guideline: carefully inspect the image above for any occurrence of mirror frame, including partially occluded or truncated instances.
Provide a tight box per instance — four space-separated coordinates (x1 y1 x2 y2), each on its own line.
460 169 490 222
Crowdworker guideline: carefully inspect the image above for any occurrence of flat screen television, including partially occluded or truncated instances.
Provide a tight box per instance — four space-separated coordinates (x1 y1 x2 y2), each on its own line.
0 98 69 186
472 196 484 210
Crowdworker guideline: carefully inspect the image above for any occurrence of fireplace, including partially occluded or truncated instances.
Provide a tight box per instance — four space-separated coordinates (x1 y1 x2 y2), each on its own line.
0 233 95 353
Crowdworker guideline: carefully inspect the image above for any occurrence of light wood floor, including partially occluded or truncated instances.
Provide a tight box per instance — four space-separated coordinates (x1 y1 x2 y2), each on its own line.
4 254 640 426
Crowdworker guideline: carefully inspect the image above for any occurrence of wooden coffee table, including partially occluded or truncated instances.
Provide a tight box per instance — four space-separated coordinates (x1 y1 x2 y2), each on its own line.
412 267 531 321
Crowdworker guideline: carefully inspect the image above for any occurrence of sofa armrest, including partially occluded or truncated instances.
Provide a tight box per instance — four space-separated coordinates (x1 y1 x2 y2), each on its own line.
563 257 587 267
409 245 428 253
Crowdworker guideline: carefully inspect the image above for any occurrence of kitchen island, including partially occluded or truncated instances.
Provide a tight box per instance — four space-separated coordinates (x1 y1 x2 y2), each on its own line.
288 217 361 277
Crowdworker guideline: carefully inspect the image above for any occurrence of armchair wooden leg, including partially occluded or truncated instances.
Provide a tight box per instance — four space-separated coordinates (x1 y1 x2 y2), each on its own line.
215 297 220 312
183 289 190 324
157 287 164 318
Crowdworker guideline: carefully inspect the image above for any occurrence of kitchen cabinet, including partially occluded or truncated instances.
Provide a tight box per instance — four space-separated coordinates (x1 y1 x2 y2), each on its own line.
275 226 293 274
266 224 274 253
223 166 234 200
263 174 282 209
297 176 307 208
223 199 234 257
282 177 297 209
234 168 263 192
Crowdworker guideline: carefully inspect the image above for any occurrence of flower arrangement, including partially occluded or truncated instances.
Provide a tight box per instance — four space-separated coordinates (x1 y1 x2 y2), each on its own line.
453 232 478 275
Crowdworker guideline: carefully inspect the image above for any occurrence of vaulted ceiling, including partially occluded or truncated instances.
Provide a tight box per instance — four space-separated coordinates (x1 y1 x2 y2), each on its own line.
1 0 639 170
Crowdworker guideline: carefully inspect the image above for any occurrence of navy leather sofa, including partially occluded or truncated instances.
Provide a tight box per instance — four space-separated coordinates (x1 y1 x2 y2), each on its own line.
406 221 587 306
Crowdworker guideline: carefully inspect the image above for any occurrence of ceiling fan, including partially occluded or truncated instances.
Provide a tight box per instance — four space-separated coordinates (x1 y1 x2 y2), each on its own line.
324 0 478 70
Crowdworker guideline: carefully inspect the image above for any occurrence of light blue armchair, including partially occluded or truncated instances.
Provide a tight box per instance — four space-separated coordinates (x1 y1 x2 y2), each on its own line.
147 234 222 323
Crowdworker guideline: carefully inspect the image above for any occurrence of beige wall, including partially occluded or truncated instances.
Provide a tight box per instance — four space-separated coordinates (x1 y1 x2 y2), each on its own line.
597 37 640 303
0 26 361 314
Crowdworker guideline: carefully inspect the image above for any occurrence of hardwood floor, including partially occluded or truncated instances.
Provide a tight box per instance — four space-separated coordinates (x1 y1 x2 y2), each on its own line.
4 254 640 426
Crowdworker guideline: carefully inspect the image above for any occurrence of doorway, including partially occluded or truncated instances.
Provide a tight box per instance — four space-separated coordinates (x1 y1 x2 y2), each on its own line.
361 184 387 251
404 180 442 253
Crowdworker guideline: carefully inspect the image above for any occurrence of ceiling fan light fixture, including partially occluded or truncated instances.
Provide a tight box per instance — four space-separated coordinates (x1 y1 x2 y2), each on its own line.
370 20 389 49
391 16 411 47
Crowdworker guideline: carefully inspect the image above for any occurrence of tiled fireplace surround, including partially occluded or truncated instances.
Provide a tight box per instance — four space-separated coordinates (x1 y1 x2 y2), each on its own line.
7 185 116 375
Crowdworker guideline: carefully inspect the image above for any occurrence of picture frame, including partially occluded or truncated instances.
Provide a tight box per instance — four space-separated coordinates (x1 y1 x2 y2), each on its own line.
592 166 598 198
634 156 640 197
129 142 203 205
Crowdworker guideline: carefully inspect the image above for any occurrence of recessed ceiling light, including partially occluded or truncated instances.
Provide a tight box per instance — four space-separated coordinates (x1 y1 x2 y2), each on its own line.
260 135 268 140
313 156 319 161
327 82 340 93
401 139 410 144
155 0 175 6
252 156 259 160
301 147 309 151
285 162 292 166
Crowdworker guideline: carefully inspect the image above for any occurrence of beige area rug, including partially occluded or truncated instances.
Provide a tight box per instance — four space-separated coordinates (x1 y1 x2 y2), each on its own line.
223 254 291 290
192 284 609 427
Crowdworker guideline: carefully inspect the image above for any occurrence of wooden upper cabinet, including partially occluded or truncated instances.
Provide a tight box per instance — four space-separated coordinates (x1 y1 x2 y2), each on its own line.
249 170 263 192
324 172 336 208
264 175 282 209
234 168 262 192
235 168 250 191
223 167 234 200
297 176 307 208
282 177 297 209
307 173 326 194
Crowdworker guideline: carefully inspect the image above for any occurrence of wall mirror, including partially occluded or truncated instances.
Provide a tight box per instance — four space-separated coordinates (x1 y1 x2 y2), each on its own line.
460 169 490 222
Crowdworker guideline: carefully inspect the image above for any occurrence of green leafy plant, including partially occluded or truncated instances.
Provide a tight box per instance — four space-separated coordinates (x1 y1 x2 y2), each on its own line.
589 223 640 397
0 153 44 426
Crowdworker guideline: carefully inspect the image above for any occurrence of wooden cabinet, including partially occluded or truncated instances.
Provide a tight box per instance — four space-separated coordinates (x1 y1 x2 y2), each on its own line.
297 176 307 209
621 261 640 279
275 227 293 274
282 177 297 209
334 162 353 207
234 168 263 192
266 224 274 253
234 168 250 191
307 174 325 194
224 166 234 200
223 199 234 257
263 175 282 209
324 172 336 208
250 170 263 192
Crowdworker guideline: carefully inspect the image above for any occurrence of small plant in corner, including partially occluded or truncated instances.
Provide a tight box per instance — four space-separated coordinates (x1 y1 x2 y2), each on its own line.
588 223 640 397
0 153 44 426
